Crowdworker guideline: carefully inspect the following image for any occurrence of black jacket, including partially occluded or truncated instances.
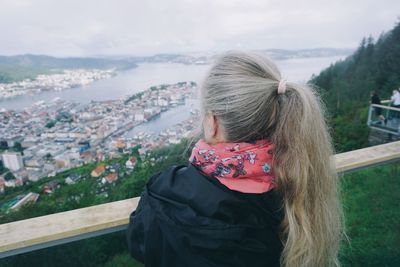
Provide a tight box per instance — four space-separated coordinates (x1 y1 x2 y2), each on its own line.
371 94 381 105
127 165 284 267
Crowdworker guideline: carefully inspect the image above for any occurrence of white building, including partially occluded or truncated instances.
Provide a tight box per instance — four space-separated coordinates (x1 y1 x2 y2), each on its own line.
10 192 40 210
125 156 137 169
134 113 145 122
2 152 23 171
157 99 169 106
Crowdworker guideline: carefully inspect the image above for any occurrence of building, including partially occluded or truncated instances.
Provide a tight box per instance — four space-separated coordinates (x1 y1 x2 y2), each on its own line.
10 192 40 210
91 165 105 177
134 113 145 122
103 172 118 183
1 152 23 171
115 141 126 150
42 181 60 194
125 156 137 169
65 173 82 185
0 177 5 193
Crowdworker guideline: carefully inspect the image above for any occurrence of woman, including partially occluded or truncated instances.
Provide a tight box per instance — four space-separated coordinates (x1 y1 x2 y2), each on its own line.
390 89 400 119
127 51 343 267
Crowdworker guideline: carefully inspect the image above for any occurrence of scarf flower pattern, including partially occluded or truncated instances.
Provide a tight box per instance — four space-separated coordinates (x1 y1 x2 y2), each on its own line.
189 139 276 193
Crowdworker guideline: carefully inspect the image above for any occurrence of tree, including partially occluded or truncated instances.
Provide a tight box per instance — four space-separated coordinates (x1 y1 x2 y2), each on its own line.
4 172 15 181
0 161 4 174
13 142 23 152
45 120 56 128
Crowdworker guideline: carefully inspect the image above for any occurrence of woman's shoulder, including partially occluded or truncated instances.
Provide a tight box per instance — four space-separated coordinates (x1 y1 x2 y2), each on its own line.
144 164 283 227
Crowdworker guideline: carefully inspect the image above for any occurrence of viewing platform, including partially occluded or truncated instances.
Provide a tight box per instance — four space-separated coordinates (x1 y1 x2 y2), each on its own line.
1 141 400 259
367 100 400 144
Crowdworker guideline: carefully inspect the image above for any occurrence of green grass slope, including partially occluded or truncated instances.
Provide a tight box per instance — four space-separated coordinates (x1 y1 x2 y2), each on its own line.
340 163 400 266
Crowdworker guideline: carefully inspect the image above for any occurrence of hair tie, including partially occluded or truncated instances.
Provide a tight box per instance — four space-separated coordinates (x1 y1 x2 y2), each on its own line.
277 79 286 94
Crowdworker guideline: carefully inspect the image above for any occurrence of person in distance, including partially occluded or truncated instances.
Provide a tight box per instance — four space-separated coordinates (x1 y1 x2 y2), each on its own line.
127 51 343 267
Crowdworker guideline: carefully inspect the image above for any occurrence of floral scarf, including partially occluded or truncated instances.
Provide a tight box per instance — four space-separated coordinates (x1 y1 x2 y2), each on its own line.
189 139 276 193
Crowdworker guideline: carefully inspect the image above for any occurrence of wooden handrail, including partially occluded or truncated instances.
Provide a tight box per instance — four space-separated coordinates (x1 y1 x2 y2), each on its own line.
0 198 140 258
334 141 400 173
1 141 400 258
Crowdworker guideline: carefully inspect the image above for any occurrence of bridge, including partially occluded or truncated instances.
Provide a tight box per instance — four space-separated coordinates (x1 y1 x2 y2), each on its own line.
1 141 400 258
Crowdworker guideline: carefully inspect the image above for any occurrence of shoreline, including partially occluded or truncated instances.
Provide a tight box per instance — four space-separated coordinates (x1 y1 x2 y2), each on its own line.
0 69 117 101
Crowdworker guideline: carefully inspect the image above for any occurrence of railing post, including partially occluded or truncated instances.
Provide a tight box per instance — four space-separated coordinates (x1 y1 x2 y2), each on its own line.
367 104 373 126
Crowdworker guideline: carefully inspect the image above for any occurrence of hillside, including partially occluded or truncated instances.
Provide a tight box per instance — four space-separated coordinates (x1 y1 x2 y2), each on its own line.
311 21 400 152
0 65 55 84
0 55 137 83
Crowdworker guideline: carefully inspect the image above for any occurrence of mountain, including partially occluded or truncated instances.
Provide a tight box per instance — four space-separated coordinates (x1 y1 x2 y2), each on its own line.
126 48 353 64
310 21 400 152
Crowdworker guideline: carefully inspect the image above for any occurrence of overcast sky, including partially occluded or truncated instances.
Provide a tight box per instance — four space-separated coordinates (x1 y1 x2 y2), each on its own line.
0 0 399 57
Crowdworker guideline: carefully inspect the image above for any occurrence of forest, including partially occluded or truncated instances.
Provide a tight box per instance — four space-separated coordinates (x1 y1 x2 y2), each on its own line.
311 21 400 152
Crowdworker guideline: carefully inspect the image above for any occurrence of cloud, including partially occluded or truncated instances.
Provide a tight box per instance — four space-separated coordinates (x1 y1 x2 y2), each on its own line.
0 0 398 56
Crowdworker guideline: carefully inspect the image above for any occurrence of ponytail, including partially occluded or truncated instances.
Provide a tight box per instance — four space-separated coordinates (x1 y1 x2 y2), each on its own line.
271 83 342 267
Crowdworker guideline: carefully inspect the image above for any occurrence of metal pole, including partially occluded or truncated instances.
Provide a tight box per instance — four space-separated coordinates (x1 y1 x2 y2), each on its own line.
367 104 373 126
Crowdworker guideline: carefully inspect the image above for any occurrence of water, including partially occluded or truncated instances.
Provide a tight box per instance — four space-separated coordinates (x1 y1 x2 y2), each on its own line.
125 99 198 136
0 56 346 134
0 63 210 110
0 56 346 111
276 56 345 82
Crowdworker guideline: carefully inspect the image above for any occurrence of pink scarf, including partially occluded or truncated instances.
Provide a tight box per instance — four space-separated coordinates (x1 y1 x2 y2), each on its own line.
189 139 276 193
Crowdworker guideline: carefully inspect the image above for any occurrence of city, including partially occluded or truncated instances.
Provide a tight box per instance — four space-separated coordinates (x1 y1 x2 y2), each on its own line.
0 80 199 212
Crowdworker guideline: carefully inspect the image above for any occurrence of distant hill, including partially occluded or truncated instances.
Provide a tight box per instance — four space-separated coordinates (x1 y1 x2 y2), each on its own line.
0 65 53 84
261 48 353 60
0 54 137 70
311 21 400 152
125 48 353 64
0 54 137 83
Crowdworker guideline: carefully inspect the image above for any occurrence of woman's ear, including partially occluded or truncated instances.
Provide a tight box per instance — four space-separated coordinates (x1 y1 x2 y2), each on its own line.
203 113 217 142
203 113 226 144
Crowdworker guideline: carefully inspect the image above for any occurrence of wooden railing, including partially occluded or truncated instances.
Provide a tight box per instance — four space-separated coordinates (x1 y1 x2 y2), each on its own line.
1 141 400 258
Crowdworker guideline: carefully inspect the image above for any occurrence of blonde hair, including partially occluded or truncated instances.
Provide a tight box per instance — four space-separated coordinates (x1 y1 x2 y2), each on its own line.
200 51 343 267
